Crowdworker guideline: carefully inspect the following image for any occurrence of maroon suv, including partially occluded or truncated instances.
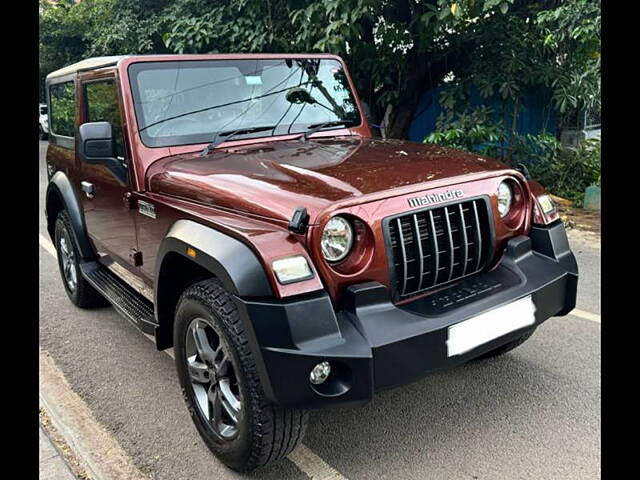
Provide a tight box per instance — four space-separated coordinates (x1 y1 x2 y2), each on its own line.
44 54 578 472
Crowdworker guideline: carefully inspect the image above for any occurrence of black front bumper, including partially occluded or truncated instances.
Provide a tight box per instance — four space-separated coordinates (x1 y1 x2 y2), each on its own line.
235 221 578 409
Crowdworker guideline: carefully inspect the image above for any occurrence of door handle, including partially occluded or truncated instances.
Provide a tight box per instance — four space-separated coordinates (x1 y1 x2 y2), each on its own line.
81 181 95 199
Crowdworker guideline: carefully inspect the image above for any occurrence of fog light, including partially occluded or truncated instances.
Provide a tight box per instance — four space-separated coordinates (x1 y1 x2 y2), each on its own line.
310 361 331 385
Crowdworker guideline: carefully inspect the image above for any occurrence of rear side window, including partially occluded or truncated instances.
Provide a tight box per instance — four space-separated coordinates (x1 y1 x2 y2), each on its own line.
84 80 125 158
49 82 75 137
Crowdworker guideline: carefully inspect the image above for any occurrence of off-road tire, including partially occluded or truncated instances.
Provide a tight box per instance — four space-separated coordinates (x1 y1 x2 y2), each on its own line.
174 279 308 472
54 210 108 308
475 328 536 360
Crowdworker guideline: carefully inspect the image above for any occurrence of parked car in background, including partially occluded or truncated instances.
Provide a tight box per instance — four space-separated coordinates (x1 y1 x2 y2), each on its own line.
39 103 48 140
44 54 578 472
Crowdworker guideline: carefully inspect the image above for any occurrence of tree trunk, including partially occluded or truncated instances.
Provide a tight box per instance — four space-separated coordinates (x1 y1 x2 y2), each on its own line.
386 103 417 140
381 54 455 139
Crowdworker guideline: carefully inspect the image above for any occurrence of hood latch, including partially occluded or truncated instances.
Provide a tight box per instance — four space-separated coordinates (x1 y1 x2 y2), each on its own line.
288 207 309 235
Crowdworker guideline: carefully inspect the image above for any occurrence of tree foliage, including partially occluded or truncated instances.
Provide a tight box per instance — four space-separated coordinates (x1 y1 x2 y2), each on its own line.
512 135 601 206
432 0 600 138
40 0 600 141
425 106 505 158
160 0 520 138
39 0 170 100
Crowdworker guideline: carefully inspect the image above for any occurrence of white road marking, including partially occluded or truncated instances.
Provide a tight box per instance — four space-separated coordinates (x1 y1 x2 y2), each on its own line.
569 308 601 323
40 349 149 479
39 233 347 479
288 444 348 480
40 233 57 258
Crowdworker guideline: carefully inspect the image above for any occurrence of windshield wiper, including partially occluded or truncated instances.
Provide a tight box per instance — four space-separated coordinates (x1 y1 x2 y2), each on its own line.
200 125 278 156
298 120 354 141
199 119 355 156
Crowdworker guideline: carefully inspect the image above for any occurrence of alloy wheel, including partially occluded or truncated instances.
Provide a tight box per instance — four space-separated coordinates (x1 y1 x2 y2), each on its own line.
185 317 242 440
59 229 77 291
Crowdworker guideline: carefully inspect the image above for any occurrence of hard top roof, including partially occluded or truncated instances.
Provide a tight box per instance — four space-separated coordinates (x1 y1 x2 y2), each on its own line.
45 53 343 82
46 56 126 81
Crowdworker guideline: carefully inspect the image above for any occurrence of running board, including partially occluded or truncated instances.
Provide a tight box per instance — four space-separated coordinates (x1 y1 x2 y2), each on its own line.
80 261 157 335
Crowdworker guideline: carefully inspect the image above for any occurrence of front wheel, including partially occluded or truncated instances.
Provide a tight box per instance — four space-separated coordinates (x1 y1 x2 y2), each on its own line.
174 279 308 472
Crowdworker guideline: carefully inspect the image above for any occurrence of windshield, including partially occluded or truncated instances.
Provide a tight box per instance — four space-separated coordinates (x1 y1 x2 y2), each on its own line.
128 58 361 148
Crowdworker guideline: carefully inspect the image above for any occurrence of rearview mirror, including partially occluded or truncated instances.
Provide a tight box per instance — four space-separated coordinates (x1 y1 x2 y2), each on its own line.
285 87 316 105
78 122 127 183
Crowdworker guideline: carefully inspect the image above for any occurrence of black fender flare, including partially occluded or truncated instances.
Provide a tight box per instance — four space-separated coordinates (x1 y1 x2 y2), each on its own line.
155 219 273 298
154 219 274 349
45 172 95 259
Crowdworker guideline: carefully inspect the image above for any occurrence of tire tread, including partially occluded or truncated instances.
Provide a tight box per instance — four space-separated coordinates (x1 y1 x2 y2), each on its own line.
54 211 108 309
175 279 307 471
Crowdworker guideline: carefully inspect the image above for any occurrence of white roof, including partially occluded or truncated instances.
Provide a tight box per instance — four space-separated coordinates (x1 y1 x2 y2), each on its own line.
46 56 126 81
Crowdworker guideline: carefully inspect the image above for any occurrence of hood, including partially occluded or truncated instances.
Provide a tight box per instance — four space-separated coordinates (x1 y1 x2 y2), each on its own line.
146 136 514 224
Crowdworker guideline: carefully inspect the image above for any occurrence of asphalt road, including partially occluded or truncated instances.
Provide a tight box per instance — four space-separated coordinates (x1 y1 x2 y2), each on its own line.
39 141 601 479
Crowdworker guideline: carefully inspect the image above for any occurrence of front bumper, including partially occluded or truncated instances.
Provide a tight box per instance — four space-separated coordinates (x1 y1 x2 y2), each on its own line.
235 221 578 409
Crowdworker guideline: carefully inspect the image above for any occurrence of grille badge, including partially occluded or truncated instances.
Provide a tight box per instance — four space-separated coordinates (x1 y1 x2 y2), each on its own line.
407 189 464 208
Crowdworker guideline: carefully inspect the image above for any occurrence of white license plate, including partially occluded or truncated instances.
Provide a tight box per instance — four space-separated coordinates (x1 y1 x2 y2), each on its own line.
446 296 536 357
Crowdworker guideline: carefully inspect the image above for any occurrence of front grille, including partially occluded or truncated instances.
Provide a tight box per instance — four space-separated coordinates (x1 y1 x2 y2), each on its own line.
385 198 493 300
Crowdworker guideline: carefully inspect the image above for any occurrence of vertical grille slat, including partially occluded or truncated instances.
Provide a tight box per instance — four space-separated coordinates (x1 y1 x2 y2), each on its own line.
472 200 483 271
443 206 455 282
458 203 469 276
396 218 409 296
412 215 425 292
428 210 440 287
386 198 492 300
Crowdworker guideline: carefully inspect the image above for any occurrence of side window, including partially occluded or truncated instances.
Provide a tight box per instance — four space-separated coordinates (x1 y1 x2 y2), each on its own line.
84 80 125 158
50 82 75 137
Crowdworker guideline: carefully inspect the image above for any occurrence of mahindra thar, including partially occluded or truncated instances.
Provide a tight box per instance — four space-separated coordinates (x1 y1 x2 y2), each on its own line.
44 54 578 472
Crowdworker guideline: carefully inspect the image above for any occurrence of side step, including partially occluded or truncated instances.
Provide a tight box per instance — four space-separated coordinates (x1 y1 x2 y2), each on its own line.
80 262 157 335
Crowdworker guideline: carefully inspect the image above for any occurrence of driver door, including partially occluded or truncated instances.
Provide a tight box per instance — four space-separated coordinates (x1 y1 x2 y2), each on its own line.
79 76 138 267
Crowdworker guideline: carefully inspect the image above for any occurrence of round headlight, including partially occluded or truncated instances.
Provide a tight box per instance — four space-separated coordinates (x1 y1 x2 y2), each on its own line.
497 181 513 218
321 216 353 262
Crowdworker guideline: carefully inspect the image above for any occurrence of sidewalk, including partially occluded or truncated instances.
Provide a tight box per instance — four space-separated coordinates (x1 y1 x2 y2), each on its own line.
40 425 76 480
40 349 146 480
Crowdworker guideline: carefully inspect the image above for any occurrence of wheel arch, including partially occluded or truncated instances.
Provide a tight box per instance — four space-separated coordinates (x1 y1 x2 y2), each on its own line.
46 172 95 259
154 219 273 350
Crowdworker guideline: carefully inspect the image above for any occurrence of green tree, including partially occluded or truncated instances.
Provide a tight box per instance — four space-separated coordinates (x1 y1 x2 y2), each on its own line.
39 0 171 101
160 0 520 139
429 0 600 141
40 0 599 141
39 0 86 100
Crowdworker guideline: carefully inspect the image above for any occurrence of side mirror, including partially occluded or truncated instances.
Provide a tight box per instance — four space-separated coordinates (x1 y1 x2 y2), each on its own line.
78 122 127 183
79 121 116 163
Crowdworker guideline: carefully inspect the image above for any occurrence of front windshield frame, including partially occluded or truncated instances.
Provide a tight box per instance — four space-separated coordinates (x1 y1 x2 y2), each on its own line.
127 57 363 148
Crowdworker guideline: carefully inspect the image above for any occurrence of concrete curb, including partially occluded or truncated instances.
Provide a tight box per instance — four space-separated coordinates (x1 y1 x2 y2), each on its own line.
39 348 149 480
39 425 77 480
